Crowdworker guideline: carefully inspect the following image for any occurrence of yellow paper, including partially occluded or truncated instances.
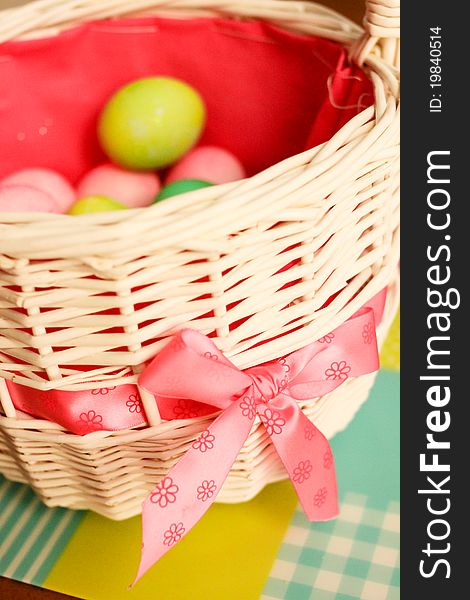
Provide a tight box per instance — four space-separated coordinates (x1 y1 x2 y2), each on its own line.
44 481 297 600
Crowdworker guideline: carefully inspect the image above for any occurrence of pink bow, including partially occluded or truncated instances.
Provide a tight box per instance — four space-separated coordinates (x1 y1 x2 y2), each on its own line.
133 293 385 583
4 290 386 585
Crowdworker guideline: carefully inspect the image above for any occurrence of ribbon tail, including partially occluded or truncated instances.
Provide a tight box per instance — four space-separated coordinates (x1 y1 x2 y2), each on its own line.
131 398 254 587
261 394 339 521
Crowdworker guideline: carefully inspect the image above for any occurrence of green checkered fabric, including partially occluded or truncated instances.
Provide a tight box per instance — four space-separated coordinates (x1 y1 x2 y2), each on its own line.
262 492 400 600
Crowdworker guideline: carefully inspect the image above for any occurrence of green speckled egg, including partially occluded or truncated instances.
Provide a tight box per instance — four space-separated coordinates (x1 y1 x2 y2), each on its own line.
98 77 206 170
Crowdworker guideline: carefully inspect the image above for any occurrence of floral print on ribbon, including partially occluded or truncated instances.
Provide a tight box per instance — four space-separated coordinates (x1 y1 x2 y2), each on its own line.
38 390 56 413
91 386 116 395
318 333 335 344
305 424 317 440
293 460 313 484
314 487 328 507
240 396 256 419
325 360 351 380
150 477 179 508
197 480 217 502
362 322 375 344
323 448 334 470
163 522 185 546
276 358 290 392
174 399 199 419
76 410 103 433
260 408 286 435
192 430 215 452
126 394 142 414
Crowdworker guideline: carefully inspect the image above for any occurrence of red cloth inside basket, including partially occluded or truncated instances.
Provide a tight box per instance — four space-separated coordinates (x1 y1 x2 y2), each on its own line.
0 16 372 181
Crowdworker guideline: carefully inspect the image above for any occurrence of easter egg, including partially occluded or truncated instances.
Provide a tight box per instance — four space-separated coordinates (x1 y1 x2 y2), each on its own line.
77 163 160 208
166 146 246 185
0 184 59 213
154 179 213 203
68 196 127 215
98 77 206 170
1 168 75 212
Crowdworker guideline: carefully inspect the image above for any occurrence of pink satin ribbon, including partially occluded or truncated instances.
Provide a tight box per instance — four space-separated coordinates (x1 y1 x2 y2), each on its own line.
5 290 386 584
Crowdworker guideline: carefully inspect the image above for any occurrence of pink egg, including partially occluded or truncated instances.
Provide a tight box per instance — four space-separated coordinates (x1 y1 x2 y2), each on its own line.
1 168 76 212
166 146 246 185
0 184 60 213
77 163 160 208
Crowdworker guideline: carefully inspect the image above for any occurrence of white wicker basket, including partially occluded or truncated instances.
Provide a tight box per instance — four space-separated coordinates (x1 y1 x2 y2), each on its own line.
0 0 399 520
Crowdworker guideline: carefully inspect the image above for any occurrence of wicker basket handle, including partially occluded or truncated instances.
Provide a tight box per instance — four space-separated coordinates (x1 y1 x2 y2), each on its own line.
350 0 400 67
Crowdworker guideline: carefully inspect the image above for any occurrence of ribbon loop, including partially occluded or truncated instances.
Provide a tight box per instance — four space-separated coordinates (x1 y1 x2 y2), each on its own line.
132 289 387 585
4 289 388 587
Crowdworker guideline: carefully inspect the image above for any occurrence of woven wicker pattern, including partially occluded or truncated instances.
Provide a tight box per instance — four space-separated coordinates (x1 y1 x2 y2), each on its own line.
0 0 400 518
0 378 378 518
0 275 398 519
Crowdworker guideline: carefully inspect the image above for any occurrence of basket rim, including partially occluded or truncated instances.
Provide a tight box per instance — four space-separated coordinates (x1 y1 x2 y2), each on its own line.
0 0 399 235
0 0 363 46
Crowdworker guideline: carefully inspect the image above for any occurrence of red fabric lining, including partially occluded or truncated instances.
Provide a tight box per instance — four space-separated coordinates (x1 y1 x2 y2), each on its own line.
0 16 372 181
